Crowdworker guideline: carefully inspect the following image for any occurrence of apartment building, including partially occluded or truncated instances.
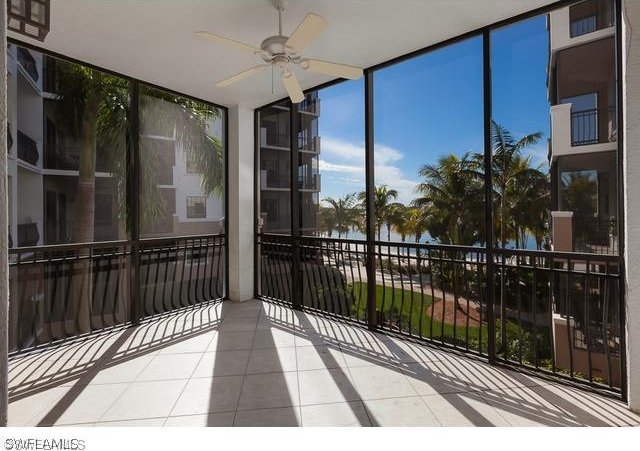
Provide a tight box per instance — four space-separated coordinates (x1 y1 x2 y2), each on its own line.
548 0 619 385
549 0 617 255
258 91 321 235
6 45 224 248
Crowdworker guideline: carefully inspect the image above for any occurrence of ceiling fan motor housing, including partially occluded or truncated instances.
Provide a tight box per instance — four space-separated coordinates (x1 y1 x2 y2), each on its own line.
261 36 291 58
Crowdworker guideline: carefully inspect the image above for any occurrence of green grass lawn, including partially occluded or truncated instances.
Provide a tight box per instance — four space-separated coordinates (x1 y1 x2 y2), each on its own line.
350 282 523 351
352 281 482 342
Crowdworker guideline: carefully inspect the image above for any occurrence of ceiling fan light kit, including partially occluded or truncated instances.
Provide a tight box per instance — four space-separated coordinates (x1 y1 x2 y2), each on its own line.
196 0 363 103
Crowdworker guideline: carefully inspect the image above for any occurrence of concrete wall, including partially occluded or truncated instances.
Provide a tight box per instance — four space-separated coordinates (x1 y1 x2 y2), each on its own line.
227 105 254 302
1 0 8 427
623 0 640 413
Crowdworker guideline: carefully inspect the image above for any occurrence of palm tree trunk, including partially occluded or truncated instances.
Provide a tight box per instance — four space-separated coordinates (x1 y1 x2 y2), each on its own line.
74 96 99 334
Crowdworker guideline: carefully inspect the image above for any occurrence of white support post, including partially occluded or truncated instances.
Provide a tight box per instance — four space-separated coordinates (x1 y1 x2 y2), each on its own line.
227 105 255 302
623 0 640 413
0 0 9 427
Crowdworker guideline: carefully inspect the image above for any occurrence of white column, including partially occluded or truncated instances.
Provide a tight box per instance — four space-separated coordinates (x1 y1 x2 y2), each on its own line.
0 0 8 427
623 0 640 413
227 105 255 302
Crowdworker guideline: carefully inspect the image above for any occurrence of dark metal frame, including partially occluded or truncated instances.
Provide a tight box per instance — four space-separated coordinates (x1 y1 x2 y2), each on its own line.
6 39 231 353
254 0 627 400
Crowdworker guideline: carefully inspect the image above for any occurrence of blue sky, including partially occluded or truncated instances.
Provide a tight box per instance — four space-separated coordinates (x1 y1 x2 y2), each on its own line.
317 14 550 206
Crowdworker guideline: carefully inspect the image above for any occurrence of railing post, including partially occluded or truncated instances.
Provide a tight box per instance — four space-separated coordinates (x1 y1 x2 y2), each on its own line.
483 30 497 363
364 68 378 330
290 101 302 310
128 81 141 325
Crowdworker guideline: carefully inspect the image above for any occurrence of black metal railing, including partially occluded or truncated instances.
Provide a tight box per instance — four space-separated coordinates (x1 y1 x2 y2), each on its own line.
8 234 225 353
573 216 618 255
262 171 289 190
139 234 225 318
17 131 39 166
495 249 621 390
17 47 39 83
8 240 131 352
571 107 616 146
298 174 320 191
375 241 488 354
569 0 614 38
257 234 623 393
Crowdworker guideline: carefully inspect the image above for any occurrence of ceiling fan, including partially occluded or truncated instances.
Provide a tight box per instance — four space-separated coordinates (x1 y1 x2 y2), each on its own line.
196 0 363 103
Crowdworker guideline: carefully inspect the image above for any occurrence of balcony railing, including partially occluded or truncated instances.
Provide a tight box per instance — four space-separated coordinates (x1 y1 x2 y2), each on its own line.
17 47 39 83
299 173 320 191
569 0 614 38
8 234 225 353
44 145 114 172
257 234 623 392
571 107 616 146
17 131 39 166
573 216 618 255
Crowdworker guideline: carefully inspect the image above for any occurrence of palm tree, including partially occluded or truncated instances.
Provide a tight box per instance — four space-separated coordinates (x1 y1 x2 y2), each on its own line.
322 193 360 239
491 120 544 249
358 185 398 241
319 206 337 238
55 61 223 241
413 152 483 245
54 61 223 331
390 204 410 242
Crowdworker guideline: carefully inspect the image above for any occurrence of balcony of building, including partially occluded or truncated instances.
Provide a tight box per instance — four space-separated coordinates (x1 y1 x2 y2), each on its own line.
550 0 615 53
5 0 640 434
7 299 639 427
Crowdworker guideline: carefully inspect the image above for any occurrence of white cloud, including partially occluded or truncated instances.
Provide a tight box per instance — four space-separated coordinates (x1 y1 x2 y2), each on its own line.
319 136 419 205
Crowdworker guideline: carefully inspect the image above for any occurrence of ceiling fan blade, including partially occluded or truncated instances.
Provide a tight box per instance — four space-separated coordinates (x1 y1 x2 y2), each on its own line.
281 70 305 104
285 13 328 53
196 31 261 54
216 65 269 88
300 59 363 80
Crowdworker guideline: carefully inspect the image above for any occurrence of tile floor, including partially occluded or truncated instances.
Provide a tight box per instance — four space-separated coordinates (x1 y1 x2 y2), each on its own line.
7 300 640 427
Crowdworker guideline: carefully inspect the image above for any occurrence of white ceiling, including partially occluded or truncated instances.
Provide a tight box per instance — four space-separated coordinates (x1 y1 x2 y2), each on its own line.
9 0 558 108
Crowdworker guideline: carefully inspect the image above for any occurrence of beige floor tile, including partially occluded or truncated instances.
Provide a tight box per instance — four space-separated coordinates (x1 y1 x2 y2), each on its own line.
301 401 371 427
422 392 511 427
530 384 640 426
95 417 166 427
298 368 360 405
191 350 250 378
480 387 581 426
135 353 202 382
101 380 188 421
170 376 244 416
401 361 471 395
8 385 71 426
364 396 440 426
207 331 256 351
348 364 418 400
157 332 216 355
49 383 130 426
246 347 297 374
164 412 235 427
89 355 155 385
252 329 297 349
295 345 346 371
237 372 299 411
234 407 302 427
218 317 258 332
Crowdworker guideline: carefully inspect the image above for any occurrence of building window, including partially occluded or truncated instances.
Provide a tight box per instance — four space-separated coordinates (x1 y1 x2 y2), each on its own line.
185 150 202 174
569 0 614 38
186 196 207 219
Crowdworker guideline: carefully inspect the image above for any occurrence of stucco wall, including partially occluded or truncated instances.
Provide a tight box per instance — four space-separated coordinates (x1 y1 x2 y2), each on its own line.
623 0 640 413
